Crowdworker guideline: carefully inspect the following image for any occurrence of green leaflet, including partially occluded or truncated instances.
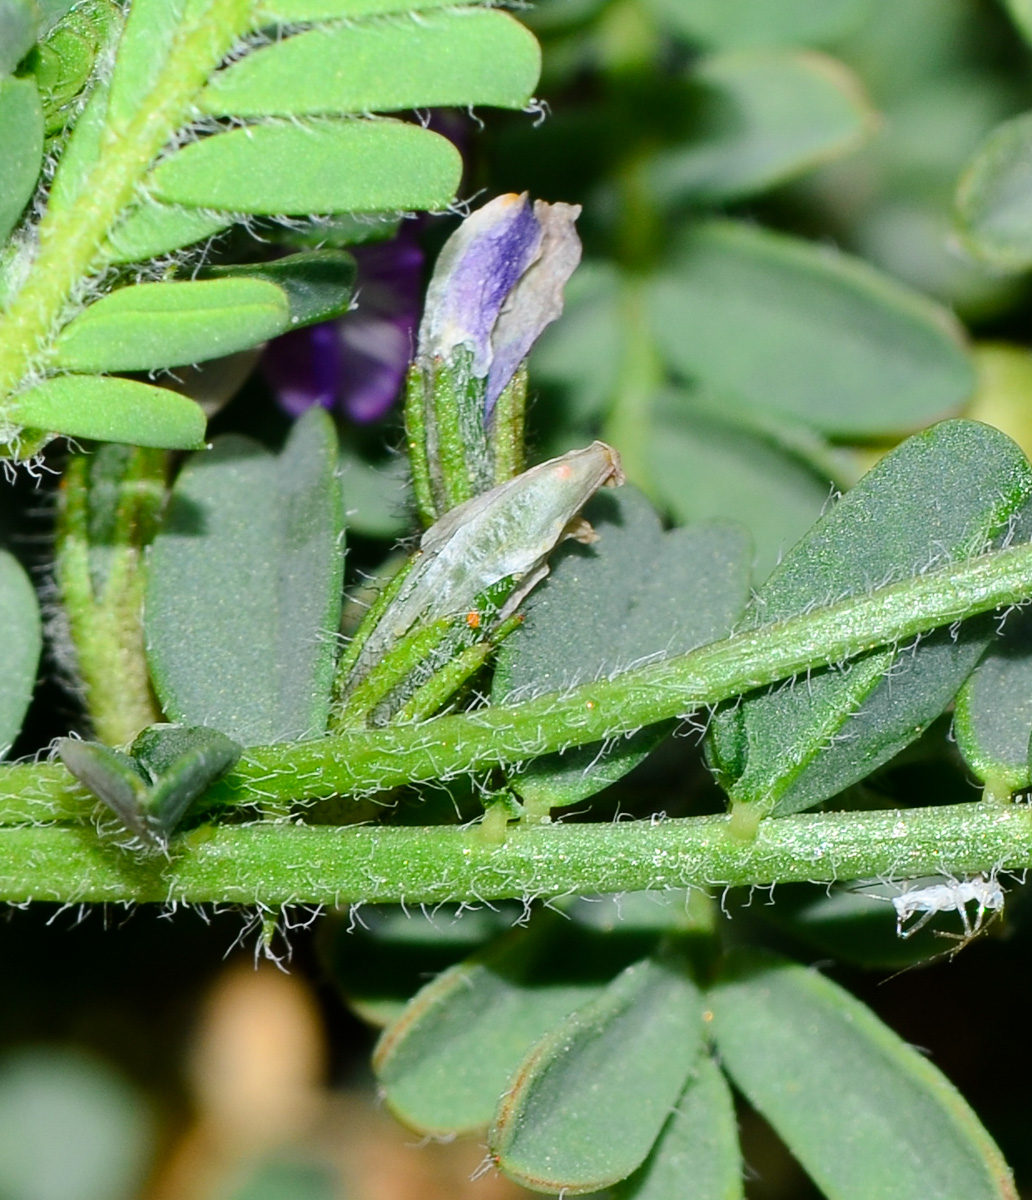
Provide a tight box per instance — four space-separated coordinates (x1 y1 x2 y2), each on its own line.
954 600 1032 795
648 220 974 438
200 250 357 328
955 110 1032 272
649 389 834 579
489 952 704 1194
0 550 41 758
492 488 751 811
50 279 290 372
104 203 232 264
709 951 1016 1200
373 917 652 1135
148 120 462 215
612 1055 743 1200
103 0 189 135
145 409 345 746
0 0 36 74
0 77 43 244
707 420 1032 816
648 49 874 205
9 375 207 449
200 10 540 117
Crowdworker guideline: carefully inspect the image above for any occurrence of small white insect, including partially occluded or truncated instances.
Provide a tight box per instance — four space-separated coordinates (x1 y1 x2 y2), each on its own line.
892 873 1005 944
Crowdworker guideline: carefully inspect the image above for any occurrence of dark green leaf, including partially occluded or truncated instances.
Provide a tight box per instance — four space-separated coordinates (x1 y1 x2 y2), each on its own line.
0 0 36 73
612 1054 743 1200
707 420 1032 816
954 602 1032 794
648 50 874 205
201 251 357 329
650 389 834 579
955 110 1032 272
104 203 231 264
0 77 43 243
648 221 974 438
0 550 41 757
148 120 462 215
10 375 208 449
489 952 703 1194
130 724 241 836
492 488 751 809
56 738 151 838
145 408 345 745
374 917 653 1136
51 279 290 372
201 10 540 117
709 951 1016 1200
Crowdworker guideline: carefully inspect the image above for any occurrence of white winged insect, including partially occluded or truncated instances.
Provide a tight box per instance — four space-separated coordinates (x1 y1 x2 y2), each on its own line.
892 873 1005 950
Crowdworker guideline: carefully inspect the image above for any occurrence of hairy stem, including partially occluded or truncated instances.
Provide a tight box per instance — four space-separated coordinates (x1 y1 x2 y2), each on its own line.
3 538 1032 824
0 801 1029 904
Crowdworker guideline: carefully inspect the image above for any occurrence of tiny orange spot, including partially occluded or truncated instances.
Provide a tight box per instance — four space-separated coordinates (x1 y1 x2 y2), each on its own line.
585 700 595 710
466 611 481 629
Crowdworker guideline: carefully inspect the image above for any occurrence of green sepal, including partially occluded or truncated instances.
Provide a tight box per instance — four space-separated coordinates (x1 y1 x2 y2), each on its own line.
9 375 208 450
200 10 540 117
200 250 357 329
50 279 290 372
0 550 42 758
709 950 1015 1200
0 77 43 244
489 949 704 1194
148 120 462 215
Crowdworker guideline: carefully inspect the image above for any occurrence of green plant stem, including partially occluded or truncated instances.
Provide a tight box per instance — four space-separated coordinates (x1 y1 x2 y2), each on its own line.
4 537 1032 825
0 800 1029 904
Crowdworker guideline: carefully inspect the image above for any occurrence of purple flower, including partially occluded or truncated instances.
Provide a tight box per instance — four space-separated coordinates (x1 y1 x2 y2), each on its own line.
418 194 582 418
263 230 424 423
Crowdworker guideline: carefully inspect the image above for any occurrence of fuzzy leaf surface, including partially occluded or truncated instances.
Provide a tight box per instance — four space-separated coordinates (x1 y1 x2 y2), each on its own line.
492 488 751 808
373 918 657 1136
649 50 873 205
0 77 43 243
148 120 462 215
104 204 232 264
489 953 703 1194
10 375 207 449
50 279 290 372
707 420 1032 816
0 550 41 757
709 951 1016 1200
612 1054 743 1200
201 10 539 116
648 221 973 437
145 409 344 745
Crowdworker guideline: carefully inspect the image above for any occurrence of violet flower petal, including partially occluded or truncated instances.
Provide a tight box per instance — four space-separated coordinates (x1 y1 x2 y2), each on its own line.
485 200 582 415
262 321 342 417
418 193 543 376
